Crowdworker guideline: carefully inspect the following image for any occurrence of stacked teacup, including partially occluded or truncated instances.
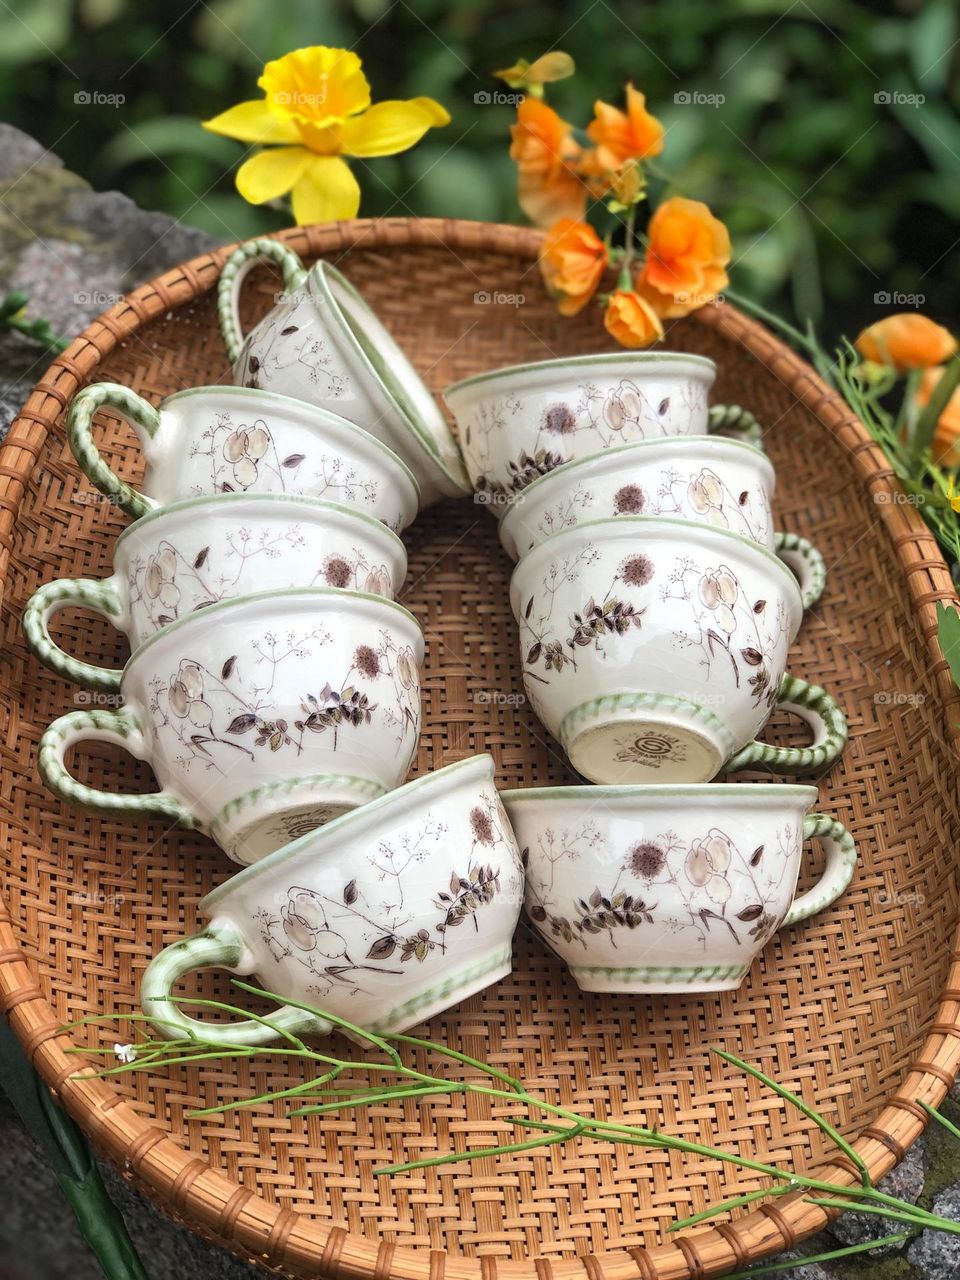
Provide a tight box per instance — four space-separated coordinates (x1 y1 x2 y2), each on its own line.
27 240 529 1039
446 352 857 996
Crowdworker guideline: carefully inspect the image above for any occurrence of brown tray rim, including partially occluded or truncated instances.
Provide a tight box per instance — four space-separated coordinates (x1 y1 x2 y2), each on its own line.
1 217 959 1279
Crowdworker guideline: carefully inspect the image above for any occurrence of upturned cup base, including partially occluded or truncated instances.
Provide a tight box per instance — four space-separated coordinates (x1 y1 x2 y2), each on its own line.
570 962 751 995
561 693 734 784
211 774 388 865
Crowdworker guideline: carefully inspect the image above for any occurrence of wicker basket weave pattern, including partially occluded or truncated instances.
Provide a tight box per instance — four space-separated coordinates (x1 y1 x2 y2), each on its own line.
1 219 959 1279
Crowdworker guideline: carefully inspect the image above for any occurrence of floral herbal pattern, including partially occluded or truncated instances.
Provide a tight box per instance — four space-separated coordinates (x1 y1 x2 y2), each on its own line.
252 790 520 999
460 375 708 494
238 306 350 399
187 411 385 515
126 525 395 641
523 821 795 954
148 627 419 777
524 462 770 553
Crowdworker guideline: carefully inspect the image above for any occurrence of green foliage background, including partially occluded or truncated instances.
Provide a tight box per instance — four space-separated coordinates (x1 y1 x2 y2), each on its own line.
1 0 957 338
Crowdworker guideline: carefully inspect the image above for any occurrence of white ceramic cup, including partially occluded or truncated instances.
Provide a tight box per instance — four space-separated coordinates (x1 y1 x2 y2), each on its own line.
444 352 759 510
217 238 471 506
499 436 778 558
140 755 524 1042
502 783 857 994
67 382 420 533
510 516 847 784
38 588 424 864
24 492 408 691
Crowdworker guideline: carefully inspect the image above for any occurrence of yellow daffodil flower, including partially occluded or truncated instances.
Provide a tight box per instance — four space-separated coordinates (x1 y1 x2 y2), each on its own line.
204 46 450 224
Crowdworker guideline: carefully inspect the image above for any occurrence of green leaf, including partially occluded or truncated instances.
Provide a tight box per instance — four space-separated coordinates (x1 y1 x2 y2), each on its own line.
937 602 960 693
0 1023 149 1279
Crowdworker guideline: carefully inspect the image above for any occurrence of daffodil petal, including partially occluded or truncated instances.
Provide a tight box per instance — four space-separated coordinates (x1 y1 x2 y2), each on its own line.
236 147 313 204
291 156 361 224
202 99 301 144
338 99 450 158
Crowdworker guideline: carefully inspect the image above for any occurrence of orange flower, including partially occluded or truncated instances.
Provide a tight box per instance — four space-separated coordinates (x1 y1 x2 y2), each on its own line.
604 289 664 349
587 84 664 170
855 314 957 373
639 197 730 318
540 220 608 316
915 367 960 467
510 97 587 227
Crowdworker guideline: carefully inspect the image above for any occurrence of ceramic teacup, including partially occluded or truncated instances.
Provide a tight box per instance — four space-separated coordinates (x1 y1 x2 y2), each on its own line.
510 517 846 784
502 784 857 994
67 382 419 532
218 238 471 507
24 492 407 692
444 352 759 510
140 755 524 1042
38 588 423 864
500 436 778 558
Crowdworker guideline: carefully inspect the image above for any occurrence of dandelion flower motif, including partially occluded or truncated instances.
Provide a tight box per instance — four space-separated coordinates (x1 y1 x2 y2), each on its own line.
114 1043 136 1064
698 565 738 634
353 644 381 679
628 840 665 879
613 483 646 514
470 805 495 845
322 554 353 588
145 548 180 610
222 419 271 487
168 660 212 727
618 553 655 587
684 831 734 904
688 469 728 527
542 403 577 435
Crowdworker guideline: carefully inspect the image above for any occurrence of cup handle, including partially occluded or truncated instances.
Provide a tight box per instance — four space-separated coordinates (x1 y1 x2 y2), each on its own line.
724 673 848 775
708 403 764 449
24 576 126 691
783 813 857 926
774 531 826 610
141 918 330 1044
67 382 163 520
38 706 192 825
217 238 309 365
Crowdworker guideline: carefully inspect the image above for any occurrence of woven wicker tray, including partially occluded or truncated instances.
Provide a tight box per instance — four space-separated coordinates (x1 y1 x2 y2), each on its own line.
2 219 960 1279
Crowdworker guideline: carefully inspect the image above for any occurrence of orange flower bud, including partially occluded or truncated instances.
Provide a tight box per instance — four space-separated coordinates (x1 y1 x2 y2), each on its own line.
604 289 664 349
540 220 608 316
510 97 587 227
638 197 730 318
855 314 957 373
587 84 664 170
915 366 960 467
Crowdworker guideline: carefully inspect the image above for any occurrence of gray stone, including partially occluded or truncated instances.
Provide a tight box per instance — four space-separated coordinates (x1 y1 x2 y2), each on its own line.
908 1185 960 1278
0 1094 268 1280
829 1135 925 1255
0 123 222 439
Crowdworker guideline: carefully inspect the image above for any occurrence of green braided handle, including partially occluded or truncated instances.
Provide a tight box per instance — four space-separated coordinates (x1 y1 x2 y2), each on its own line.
24 576 126 691
784 814 858 926
774 531 827 610
67 382 162 520
725 673 848 775
217 238 309 365
141 918 329 1044
38 707 193 825
708 403 764 449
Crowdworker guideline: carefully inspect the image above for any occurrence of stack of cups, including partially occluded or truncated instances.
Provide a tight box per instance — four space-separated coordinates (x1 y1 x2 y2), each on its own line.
445 353 858 996
26 240 527 1043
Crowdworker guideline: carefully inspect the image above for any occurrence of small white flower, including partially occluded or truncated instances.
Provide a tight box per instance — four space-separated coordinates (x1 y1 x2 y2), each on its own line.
114 1043 136 1064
